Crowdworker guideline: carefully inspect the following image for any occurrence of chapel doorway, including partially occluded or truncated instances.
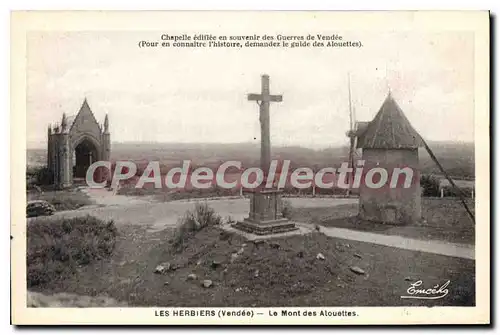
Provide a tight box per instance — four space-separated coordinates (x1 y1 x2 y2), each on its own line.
73 139 98 179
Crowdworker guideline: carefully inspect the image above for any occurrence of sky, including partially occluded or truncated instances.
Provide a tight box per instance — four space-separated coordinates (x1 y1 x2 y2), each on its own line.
26 30 475 149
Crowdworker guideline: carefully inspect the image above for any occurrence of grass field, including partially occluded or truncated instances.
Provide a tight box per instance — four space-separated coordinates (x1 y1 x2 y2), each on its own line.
29 224 474 307
25 194 475 307
27 140 475 179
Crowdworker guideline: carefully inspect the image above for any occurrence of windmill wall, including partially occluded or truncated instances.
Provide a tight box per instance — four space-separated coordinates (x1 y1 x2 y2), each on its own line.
359 148 422 224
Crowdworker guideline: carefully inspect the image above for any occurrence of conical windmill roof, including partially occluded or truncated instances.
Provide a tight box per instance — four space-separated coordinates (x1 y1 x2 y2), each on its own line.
356 93 423 149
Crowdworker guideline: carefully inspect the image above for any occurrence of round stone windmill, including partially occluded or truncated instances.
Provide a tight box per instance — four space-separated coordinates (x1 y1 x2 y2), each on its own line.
352 92 423 224
348 91 474 224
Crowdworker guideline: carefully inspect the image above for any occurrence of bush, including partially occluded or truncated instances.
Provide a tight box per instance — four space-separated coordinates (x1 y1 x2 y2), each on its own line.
26 166 53 186
27 215 117 287
420 175 440 197
172 203 222 248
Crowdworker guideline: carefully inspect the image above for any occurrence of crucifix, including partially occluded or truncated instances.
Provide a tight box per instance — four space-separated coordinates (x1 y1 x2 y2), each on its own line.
248 74 282 176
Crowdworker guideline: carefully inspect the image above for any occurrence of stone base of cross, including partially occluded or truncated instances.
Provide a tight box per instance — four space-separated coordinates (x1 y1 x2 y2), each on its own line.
233 189 297 235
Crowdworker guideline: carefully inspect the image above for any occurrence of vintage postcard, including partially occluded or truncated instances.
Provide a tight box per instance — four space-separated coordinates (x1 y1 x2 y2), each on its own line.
11 10 490 325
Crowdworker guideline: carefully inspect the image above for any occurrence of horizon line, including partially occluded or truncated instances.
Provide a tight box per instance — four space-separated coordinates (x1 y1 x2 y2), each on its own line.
26 139 475 150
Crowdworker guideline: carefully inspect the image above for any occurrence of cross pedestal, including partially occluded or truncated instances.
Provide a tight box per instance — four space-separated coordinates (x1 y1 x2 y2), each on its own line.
232 74 297 235
235 189 297 235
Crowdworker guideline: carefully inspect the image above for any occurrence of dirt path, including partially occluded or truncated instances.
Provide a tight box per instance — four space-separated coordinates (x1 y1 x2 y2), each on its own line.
309 223 474 259
221 222 474 260
79 187 153 206
51 192 474 259
52 193 359 232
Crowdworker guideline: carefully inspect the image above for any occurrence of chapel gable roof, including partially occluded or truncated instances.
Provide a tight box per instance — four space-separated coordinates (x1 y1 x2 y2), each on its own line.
63 98 101 134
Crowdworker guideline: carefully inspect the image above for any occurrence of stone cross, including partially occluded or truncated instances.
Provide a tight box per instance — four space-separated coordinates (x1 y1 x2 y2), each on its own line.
233 75 297 235
248 74 283 175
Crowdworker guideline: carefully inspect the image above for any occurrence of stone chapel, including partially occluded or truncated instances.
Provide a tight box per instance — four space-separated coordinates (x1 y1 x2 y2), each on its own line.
47 98 111 188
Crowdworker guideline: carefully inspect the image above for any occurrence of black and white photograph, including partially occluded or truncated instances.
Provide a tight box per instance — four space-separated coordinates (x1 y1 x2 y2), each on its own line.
11 10 490 325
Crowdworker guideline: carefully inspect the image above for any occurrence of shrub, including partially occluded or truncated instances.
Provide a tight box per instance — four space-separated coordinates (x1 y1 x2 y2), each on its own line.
172 202 222 248
420 175 440 197
27 215 117 287
26 166 53 186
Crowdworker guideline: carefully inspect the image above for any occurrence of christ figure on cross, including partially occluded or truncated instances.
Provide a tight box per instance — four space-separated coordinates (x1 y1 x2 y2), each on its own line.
247 74 283 177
